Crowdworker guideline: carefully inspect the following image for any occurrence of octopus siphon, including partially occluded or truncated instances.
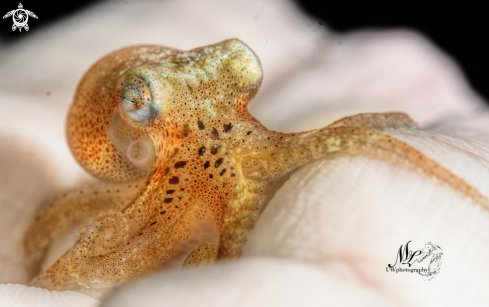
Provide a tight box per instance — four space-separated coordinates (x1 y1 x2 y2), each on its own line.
24 38 489 294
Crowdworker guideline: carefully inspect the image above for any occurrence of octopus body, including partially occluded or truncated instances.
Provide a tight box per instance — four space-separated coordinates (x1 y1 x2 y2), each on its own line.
24 39 489 293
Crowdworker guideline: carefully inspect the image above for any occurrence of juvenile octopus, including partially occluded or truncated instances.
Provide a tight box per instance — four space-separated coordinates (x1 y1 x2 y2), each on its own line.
24 38 489 293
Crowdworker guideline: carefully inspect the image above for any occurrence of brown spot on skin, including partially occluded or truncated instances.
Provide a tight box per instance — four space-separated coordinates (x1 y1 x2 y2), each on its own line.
215 158 223 168
211 128 220 140
198 120 205 130
220 169 226 176
169 176 179 184
203 161 210 169
211 144 221 155
166 190 175 194
223 123 233 133
164 198 173 203
198 146 206 156
174 161 187 168
182 124 190 137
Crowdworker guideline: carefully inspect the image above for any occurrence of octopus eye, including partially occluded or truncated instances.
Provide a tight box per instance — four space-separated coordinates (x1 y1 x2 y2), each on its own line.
121 98 151 122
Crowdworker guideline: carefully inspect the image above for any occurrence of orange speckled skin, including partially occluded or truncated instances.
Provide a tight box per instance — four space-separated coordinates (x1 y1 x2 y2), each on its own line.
25 39 489 293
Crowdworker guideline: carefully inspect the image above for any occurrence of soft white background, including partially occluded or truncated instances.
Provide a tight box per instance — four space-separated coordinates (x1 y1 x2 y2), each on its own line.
1 0 489 306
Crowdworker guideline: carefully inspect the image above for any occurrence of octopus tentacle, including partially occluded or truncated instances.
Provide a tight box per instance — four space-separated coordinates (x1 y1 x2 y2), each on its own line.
215 121 489 258
29 197 219 290
24 182 142 260
279 126 489 208
326 112 417 131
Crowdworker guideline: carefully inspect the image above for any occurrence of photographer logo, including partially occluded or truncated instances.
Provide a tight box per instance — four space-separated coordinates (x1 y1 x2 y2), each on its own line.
386 241 443 280
3 3 38 32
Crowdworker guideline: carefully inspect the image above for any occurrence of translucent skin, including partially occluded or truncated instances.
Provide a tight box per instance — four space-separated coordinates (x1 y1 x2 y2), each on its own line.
24 39 489 292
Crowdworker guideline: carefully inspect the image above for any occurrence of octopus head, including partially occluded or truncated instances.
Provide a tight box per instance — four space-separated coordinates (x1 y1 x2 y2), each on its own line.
115 38 263 131
67 39 262 183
